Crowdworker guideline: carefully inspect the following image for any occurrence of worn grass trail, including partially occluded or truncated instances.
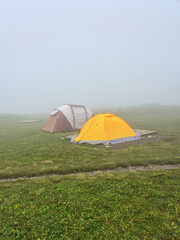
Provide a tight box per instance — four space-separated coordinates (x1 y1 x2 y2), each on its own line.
0 163 179 183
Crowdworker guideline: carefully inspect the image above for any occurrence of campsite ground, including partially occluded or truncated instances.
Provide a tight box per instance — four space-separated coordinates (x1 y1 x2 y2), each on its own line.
0 106 180 179
0 106 180 239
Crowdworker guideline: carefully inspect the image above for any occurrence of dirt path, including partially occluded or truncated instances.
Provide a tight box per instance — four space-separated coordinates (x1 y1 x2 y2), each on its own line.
0 164 180 183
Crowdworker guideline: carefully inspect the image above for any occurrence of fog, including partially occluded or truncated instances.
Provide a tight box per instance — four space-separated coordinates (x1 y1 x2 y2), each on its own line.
0 0 180 114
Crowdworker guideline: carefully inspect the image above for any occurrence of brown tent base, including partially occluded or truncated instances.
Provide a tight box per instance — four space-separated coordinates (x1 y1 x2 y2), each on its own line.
42 112 73 133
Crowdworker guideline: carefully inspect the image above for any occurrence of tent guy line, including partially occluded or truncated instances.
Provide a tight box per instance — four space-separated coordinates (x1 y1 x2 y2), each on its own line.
0 163 179 183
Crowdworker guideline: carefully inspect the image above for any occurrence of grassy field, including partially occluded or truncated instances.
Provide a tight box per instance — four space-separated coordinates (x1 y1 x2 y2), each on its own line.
0 169 179 239
0 106 180 239
0 106 180 179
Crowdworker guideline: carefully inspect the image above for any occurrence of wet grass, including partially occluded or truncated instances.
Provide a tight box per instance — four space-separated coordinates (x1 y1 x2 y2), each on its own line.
0 106 180 179
0 169 179 239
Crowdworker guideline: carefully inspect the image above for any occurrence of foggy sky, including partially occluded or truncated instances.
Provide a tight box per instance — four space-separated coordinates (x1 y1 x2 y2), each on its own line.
0 0 180 114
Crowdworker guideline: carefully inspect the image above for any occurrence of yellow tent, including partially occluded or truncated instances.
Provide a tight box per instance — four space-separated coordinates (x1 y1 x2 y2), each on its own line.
72 113 140 145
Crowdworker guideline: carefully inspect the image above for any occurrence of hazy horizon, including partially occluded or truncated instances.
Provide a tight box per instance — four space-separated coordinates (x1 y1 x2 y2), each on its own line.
1 0 180 114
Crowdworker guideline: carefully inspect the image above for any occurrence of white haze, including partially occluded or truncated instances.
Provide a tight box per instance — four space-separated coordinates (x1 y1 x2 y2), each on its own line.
0 0 180 114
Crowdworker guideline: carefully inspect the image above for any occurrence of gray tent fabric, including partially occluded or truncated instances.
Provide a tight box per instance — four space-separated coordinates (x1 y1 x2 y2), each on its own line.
70 132 141 145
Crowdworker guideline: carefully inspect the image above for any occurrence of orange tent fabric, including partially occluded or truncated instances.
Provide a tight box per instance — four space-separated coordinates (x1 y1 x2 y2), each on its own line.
73 113 140 145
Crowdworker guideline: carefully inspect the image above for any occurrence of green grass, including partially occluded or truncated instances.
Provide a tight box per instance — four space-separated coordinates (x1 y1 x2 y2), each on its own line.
0 169 179 239
0 106 180 239
0 106 180 179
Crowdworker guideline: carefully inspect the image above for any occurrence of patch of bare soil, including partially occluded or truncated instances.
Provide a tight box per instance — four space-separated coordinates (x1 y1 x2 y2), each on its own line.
111 134 168 150
42 160 53 164
0 164 179 183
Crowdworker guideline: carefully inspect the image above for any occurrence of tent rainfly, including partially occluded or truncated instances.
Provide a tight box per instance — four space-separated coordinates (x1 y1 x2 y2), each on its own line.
42 104 93 133
71 113 140 145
